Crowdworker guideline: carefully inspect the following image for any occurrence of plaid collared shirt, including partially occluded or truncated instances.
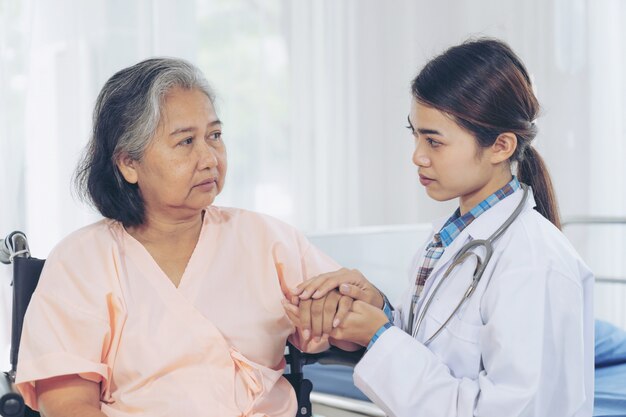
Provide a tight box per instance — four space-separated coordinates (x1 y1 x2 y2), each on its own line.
413 177 521 297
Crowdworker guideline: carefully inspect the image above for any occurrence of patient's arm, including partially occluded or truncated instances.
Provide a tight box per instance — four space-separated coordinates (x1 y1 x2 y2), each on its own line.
36 374 106 417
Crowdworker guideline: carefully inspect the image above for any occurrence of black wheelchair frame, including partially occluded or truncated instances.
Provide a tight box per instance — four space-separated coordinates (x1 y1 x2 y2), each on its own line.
0 231 362 417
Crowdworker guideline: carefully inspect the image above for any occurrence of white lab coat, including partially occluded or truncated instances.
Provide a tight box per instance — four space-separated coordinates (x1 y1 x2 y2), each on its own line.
353 187 594 417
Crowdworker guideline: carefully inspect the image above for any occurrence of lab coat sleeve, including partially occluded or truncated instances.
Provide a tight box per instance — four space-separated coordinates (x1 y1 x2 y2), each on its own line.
354 326 480 417
353 266 589 417
391 300 405 329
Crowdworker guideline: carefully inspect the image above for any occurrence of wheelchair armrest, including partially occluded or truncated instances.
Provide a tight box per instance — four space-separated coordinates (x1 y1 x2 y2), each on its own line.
285 343 364 417
0 372 25 417
301 346 365 368
286 342 364 371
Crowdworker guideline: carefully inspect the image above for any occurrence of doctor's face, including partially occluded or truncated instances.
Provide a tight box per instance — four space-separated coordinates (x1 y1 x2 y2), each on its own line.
408 100 496 212
118 87 227 221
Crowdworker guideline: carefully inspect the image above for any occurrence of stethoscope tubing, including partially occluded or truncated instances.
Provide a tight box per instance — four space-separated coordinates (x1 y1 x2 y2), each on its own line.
407 184 530 345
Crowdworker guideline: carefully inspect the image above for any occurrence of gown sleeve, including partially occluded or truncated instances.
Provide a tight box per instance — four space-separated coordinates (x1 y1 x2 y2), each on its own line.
14 234 123 410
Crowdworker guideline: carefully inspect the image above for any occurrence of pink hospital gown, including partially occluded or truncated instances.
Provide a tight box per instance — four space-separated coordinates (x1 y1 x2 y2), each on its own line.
15 207 339 416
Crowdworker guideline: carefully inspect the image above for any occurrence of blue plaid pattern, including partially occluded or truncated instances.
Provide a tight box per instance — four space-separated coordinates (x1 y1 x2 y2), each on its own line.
413 234 446 297
413 177 520 297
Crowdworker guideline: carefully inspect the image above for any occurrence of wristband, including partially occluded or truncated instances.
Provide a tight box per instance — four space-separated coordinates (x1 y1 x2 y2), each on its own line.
367 321 393 350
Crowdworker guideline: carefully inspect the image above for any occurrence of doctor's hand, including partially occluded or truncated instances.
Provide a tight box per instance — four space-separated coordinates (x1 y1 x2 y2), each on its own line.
330 300 390 347
281 292 361 352
290 268 384 310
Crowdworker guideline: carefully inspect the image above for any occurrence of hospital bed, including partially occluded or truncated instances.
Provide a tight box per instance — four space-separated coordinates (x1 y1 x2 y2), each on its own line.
2 218 626 417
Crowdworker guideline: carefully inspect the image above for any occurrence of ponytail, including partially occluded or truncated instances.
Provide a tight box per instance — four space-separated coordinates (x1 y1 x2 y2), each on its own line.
409 38 561 228
517 146 561 229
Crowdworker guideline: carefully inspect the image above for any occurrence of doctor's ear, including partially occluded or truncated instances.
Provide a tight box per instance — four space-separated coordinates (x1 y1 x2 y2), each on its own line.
489 133 517 164
116 154 139 184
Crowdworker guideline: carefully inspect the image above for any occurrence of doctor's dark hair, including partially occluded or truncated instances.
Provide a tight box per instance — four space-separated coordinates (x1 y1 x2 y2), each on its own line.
411 38 561 229
74 57 215 227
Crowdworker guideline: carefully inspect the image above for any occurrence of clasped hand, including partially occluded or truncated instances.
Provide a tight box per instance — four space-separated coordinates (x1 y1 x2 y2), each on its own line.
282 268 390 348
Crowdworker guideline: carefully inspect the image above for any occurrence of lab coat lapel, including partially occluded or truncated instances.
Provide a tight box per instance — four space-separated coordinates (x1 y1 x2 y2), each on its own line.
412 229 471 336
421 187 534 292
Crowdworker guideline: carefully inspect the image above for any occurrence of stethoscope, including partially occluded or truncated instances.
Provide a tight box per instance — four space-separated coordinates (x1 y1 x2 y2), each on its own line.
405 184 529 345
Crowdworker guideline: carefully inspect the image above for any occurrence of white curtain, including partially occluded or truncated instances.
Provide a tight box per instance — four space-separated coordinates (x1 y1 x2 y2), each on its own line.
2 0 625 246
586 0 626 326
1 0 625 367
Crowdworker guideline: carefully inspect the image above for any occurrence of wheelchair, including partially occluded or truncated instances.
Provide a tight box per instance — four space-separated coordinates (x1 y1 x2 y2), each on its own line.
0 231 363 417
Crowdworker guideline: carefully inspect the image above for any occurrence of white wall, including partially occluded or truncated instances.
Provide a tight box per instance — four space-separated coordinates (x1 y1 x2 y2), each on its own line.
1 0 625 373
1 0 624 255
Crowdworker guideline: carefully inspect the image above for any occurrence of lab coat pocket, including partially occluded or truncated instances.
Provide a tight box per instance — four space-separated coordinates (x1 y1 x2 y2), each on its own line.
423 307 484 378
425 305 482 344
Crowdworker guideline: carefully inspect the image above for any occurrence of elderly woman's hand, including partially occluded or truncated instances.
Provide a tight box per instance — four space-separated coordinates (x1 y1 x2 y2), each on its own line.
282 290 360 351
288 269 385 342
287 289 353 341
283 291 388 349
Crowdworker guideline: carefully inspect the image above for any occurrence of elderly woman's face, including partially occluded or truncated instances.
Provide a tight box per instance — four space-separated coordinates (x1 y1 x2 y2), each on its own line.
118 87 226 220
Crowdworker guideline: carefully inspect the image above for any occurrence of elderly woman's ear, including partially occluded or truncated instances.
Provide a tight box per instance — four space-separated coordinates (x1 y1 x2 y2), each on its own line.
116 155 139 184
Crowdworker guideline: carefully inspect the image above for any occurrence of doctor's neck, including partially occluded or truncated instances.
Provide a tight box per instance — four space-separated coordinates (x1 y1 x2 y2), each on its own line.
458 172 514 215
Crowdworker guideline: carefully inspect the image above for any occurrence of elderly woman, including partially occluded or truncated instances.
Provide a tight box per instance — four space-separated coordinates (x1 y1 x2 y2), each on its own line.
15 58 338 417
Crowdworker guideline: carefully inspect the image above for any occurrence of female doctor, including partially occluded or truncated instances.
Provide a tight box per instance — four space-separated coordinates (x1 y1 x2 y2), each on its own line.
284 38 594 417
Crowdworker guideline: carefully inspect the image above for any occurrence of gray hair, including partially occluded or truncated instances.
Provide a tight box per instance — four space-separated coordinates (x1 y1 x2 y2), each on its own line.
75 57 216 226
109 57 215 163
